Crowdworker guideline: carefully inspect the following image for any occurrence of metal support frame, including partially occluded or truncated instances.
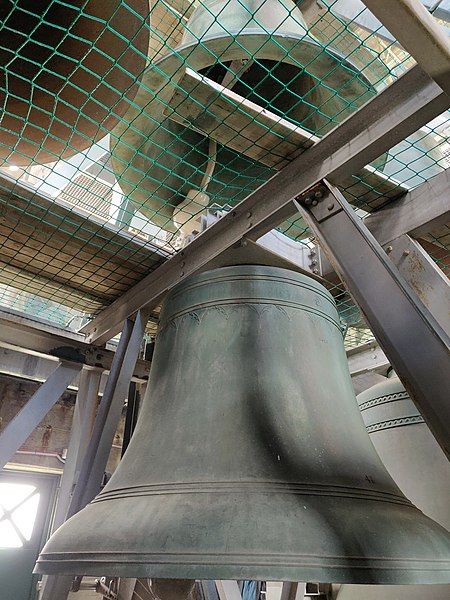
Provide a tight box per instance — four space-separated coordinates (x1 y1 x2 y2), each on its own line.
121 381 140 457
117 577 138 600
38 368 101 600
318 168 450 278
280 582 306 600
39 312 148 600
362 0 450 94
81 64 449 344
295 181 450 458
364 168 450 245
51 368 102 530
215 581 243 600
0 307 150 381
307 0 450 43
68 311 148 515
346 341 390 377
0 361 81 469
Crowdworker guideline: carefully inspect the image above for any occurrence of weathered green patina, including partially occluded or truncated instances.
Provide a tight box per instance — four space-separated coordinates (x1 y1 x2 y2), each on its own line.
36 266 450 583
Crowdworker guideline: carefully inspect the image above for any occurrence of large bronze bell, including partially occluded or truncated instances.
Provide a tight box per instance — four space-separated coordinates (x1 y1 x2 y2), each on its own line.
338 375 450 599
0 0 149 166
36 266 450 583
111 0 376 232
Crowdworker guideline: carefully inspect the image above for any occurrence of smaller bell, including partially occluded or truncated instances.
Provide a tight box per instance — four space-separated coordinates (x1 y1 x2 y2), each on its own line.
338 375 450 600
356 373 450 528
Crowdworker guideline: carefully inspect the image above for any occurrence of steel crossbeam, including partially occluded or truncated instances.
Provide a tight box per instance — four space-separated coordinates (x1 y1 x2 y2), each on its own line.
295 181 450 458
81 65 449 344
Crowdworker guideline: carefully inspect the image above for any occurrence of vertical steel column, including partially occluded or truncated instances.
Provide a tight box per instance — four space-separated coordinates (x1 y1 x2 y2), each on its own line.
0 361 82 469
38 369 101 600
39 312 148 600
121 382 140 457
295 181 450 458
215 581 243 600
69 311 147 513
280 583 306 600
117 577 137 600
361 0 450 95
52 368 102 530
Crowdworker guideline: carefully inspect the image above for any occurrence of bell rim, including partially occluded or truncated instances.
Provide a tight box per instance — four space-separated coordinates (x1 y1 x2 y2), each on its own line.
34 554 450 585
35 490 450 584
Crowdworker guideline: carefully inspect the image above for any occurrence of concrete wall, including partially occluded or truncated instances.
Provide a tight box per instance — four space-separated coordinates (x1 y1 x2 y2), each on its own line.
0 373 125 475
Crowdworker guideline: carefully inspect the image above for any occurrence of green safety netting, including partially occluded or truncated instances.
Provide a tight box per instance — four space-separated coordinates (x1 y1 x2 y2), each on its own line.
0 0 448 347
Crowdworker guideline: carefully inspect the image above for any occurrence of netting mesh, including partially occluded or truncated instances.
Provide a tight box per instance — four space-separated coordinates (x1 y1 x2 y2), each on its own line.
0 0 448 347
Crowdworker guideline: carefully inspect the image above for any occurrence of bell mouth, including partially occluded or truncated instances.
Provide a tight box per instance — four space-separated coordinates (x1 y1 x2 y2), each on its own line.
0 1 149 166
35 487 450 583
110 31 374 231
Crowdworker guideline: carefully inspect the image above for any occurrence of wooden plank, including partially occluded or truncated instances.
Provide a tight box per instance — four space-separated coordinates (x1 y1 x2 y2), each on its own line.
164 68 408 210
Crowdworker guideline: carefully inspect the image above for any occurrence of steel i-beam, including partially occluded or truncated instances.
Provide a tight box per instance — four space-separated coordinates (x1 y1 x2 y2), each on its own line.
68 310 148 516
39 312 148 600
38 368 102 600
362 0 450 95
294 181 450 458
51 368 102 530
